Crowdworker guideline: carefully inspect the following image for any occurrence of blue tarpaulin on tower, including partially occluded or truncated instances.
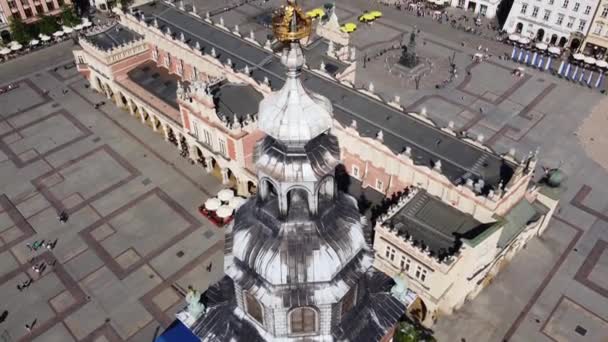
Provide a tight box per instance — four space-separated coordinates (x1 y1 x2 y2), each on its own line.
155 320 200 342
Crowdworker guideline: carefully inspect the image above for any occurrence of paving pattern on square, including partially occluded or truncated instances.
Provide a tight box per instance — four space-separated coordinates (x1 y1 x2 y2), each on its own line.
0 64 223 341
1 2 608 341
542 296 608 342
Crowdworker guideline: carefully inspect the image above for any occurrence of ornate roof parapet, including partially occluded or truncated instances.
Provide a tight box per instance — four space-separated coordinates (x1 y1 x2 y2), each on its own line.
388 95 403 111
357 82 382 101
190 5 199 17
204 12 211 23
245 29 261 46
79 28 148 65
441 121 457 136
233 24 241 37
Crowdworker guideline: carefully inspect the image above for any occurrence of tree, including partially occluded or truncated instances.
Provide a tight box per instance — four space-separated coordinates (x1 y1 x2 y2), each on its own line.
72 0 90 17
61 5 81 27
9 16 31 44
38 15 60 35
394 321 437 342
496 0 515 27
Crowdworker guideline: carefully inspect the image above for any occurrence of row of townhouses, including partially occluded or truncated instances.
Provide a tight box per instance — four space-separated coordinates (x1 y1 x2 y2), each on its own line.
72 2 562 328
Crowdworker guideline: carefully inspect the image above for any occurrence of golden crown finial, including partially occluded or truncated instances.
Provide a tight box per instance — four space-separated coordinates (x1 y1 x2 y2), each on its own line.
272 0 312 42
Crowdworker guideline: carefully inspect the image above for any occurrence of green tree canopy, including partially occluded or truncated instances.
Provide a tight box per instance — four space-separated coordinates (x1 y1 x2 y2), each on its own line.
61 5 81 27
9 16 31 44
394 321 437 342
38 15 60 35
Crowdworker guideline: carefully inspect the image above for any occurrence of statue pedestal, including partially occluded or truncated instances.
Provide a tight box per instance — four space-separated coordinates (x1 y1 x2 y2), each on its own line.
176 310 199 328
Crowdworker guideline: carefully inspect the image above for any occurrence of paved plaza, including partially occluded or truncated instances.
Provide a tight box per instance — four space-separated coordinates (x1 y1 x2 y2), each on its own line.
0 46 225 341
0 1 608 341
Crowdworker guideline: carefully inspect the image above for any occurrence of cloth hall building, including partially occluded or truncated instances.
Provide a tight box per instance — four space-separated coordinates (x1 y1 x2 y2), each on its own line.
72 0 561 332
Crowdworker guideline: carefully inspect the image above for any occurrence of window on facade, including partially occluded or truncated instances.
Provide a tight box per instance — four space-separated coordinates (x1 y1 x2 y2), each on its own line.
244 292 264 325
543 10 551 20
177 60 183 76
202 129 212 147
584 5 591 14
152 47 158 61
192 121 200 139
567 16 575 28
573 2 579 11
532 6 539 17
7 1 16 9
341 287 356 317
35 4 43 13
578 19 587 31
548 0 554 5
400 255 411 272
351 165 359 178
385 245 396 261
480 4 487 15
290 307 317 335
164 53 171 67
556 13 564 24
415 265 426 281
47 1 54 10
521 3 528 14
218 138 227 156
77 56 85 64
24 8 33 18
594 23 603 34
376 179 384 191
562 0 568 8
602 7 608 17
57 0 64 6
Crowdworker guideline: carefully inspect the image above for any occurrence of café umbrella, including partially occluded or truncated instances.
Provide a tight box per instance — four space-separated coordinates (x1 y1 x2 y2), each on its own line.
29 39 40 46
548 46 561 55
39 34 51 41
584 56 596 65
228 196 246 209
596 60 608 68
63 26 74 34
0 47 11 55
9 42 23 51
53 30 65 37
572 53 585 60
204 197 221 211
217 188 234 202
216 205 233 219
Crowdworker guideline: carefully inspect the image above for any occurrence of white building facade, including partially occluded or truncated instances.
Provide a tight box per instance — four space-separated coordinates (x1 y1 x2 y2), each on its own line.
503 0 600 49
450 0 500 18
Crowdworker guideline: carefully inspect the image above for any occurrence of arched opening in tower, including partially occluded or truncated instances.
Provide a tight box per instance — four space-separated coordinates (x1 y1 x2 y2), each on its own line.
286 187 310 218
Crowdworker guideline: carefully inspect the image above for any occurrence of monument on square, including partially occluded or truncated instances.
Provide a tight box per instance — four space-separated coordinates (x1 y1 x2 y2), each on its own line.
399 30 419 68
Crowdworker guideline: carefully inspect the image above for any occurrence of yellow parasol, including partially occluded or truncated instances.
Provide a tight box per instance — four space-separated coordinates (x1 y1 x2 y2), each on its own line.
369 10 382 18
359 13 376 22
340 22 357 33
306 8 325 18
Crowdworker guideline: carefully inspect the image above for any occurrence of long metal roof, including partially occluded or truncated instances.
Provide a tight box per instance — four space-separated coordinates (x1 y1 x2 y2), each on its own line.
134 3 515 187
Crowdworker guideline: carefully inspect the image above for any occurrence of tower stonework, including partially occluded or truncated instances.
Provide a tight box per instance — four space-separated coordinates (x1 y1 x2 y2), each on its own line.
191 2 405 340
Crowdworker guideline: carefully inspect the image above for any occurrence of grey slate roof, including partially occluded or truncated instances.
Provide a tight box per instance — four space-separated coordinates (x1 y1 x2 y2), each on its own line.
133 2 516 189
212 83 263 121
85 24 143 51
127 61 187 110
496 199 546 248
387 190 494 257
